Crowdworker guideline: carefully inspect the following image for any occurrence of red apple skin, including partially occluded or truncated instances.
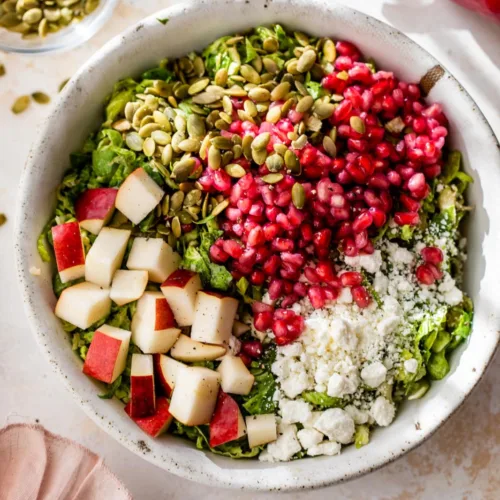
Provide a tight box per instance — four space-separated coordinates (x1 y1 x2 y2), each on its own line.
209 391 243 447
203 290 225 299
130 375 155 418
82 331 121 383
153 353 172 396
51 222 85 272
161 269 196 288
125 397 173 438
75 188 117 223
155 298 176 331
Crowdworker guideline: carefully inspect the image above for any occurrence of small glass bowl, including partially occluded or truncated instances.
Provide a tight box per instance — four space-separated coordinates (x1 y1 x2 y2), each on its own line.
0 0 119 54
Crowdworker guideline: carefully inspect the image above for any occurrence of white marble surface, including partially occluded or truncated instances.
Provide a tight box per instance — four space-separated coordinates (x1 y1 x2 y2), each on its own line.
1 1 499 498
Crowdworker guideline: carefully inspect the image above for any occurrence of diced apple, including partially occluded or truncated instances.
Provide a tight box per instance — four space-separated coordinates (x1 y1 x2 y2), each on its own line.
85 227 131 288
110 269 148 306
169 334 226 362
154 354 184 396
55 282 111 330
51 221 85 283
115 168 164 224
125 397 173 438
209 391 246 447
131 292 181 353
232 320 250 337
83 324 131 384
130 354 155 418
75 188 118 235
191 291 239 346
217 356 255 395
160 270 202 327
245 414 277 448
127 237 180 283
169 366 220 426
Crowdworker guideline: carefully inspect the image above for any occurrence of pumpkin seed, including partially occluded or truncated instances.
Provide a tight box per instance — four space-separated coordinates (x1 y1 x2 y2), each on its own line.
296 95 314 113
162 195 170 216
222 150 234 166
270 81 290 102
211 136 233 150
215 119 229 130
187 114 205 138
385 116 405 134
215 68 228 87
329 126 338 143
179 182 196 193
306 115 323 132
124 132 142 151
251 132 270 151
23 8 42 24
297 49 316 73
291 134 308 150
294 31 309 47
225 163 246 178
233 144 243 159
263 37 278 53
266 105 281 124
112 119 131 132
262 57 279 74
242 134 253 160
157 224 170 236
224 85 247 98
284 149 301 174
184 189 202 207
261 173 283 184
248 87 270 102
192 90 220 105
143 137 156 156
161 144 173 165
273 143 288 156
170 191 185 212
168 232 177 248
243 99 257 117
313 101 335 120
172 158 195 181
171 131 185 152
323 135 337 157
31 91 50 104
178 138 200 152
178 210 193 224
199 134 211 160
11 95 30 114
337 70 349 81
292 182 306 209
350 115 366 134
188 78 209 95
211 199 229 216
139 122 161 138
207 145 221 170
322 39 337 63
266 154 284 173
240 64 261 84
151 130 171 145
171 216 182 238
252 148 267 166
38 18 48 37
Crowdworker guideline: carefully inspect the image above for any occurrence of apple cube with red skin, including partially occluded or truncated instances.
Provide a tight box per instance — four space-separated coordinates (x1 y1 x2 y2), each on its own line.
75 188 117 235
115 168 164 224
217 355 255 395
209 391 246 448
110 269 148 306
83 324 131 383
245 414 277 448
169 334 226 362
51 222 85 283
127 237 181 283
55 282 111 330
160 270 202 327
85 228 131 288
130 354 155 418
169 366 220 426
124 397 173 438
191 291 239 346
153 354 184 396
131 292 181 353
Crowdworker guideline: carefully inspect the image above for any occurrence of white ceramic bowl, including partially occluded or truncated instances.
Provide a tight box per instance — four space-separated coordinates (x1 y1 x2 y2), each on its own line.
15 0 500 491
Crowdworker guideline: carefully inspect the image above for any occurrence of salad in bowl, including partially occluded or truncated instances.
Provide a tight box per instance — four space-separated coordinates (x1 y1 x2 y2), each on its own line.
37 24 473 462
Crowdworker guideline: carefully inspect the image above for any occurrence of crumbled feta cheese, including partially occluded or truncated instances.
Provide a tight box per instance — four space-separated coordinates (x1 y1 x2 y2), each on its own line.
297 428 323 449
280 399 312 425
307 441 341 457
370 397 396 427
344 250 382 273
314 408 355 444
373 272 389 295
303 411 323 429
344 405 369 424
327 373 358 398
259 424 301 462
330 318 358 350
404 358 418 374
443 286 463 306
377 316 401 337
337 287 353 304
280 343 303 357
360 362 387 388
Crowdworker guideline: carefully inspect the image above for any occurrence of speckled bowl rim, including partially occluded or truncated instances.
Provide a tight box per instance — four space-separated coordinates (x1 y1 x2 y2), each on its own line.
14 0 500 491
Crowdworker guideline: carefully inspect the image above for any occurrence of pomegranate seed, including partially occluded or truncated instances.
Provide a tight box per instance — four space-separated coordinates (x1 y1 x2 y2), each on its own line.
241 340 264 358
262 254 281 275
283 280 294 294
304 267 321 283
421 246 444 265
427 262 443 280
281 294 299 308
272 238 294 252
369 207 387 227
255 246 271 264
340 271 363 287
272 319 288 339
250 270 266 286
239 248 257 267
265 206 281 222
343 237 358 257
416 264 435 285
315 261 335 282
313 229 332 250
263 222 281 241
268 279 284 300
400 194 421 213
352 286 372 308
323 286 340 301
213 169 232 191
274 309 297 322
251 301 274 314
247 226 265 247
281 252 306 268
209 245 229 263
352 211 373 233
394 212 420 226
308 286 326 309
222 239 243 258
239 352 252 367
408 173 426 194
293 281 309 297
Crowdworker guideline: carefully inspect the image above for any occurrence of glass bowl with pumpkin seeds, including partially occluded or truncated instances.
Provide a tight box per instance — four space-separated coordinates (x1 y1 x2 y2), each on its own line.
0 0 118 53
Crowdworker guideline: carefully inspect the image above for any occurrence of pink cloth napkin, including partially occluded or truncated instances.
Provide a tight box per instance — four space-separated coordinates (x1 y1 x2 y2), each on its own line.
0 424 132 500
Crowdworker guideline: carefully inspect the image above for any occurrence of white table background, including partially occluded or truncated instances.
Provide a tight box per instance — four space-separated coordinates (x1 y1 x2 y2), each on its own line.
1 1 499 498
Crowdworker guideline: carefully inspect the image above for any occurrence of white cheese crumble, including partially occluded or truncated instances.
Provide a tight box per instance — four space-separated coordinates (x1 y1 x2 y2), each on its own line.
404 358 418 374
313 408 355 444
307 441 341 457
370 397 396 427
360 362 387 388
259 424 302 462
297 428 323 449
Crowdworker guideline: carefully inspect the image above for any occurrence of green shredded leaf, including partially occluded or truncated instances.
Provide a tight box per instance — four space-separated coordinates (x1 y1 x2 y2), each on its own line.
301 391 345 410
157 17 169 25
354 425 370 448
